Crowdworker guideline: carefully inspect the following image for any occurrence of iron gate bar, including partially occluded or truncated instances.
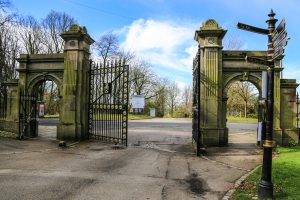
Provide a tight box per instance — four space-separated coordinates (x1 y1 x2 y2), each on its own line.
88 59 129 145
18 91 37 139
192 45 201 156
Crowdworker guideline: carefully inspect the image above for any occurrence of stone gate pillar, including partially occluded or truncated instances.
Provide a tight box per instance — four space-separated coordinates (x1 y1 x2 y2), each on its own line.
277 79 299 145
273 67 282 144
0 79 19 134
273 67 282 130
194 19 228 146
58 25 94 140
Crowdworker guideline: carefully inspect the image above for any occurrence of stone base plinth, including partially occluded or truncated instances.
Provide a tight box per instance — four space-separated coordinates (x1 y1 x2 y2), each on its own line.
0 120 18 135
57 123 77 141
274 128 299 146
202 127 229 146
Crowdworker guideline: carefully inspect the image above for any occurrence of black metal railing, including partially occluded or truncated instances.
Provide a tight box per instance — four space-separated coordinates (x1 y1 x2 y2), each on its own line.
18 91 37 139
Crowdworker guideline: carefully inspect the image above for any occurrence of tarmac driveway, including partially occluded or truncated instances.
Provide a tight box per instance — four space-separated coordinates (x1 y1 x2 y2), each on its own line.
0 118 262 200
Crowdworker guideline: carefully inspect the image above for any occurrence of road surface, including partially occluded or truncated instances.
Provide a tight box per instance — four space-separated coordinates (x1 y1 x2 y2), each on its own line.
0 118 262 200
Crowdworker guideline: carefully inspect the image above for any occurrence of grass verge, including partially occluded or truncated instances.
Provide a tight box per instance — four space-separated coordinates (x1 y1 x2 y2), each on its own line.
227 117 258 123
231 146 300 200
44 114 59 118
128 114 154 120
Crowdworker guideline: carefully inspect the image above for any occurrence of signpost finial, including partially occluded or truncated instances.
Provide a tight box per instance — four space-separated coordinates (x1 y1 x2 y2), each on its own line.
269 9 275 17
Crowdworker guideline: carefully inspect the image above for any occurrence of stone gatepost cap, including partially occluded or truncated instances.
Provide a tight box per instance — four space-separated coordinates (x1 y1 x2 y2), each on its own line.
61 24 95 45
200 19 222 30
194 19 227 41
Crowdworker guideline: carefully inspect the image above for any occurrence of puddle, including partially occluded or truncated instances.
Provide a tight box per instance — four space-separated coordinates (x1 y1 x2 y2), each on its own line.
186 173 210 195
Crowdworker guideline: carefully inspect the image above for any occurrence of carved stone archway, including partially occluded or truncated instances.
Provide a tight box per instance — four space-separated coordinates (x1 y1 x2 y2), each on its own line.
194 19 299 146
1 25 94 140
27 73 63 95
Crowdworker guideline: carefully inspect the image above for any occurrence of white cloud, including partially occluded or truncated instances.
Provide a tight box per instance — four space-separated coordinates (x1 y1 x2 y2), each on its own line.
282 61 300 92
119 18 199 72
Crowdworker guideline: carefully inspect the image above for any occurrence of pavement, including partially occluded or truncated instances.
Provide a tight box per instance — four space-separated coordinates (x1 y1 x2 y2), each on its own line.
0 118 262 200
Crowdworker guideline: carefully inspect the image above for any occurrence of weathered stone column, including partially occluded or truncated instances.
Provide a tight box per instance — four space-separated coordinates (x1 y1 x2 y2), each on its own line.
0 79 19 134
5 80 19 122
273 68 282 129
57 25 94 141
194 19 227 146
272 67 283 144
277 79 299 145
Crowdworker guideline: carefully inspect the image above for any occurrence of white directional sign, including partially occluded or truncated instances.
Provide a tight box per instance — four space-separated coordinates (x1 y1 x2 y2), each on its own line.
131 95 145 109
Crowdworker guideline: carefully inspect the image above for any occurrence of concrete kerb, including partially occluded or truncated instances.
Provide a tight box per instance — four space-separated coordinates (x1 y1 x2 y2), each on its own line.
222 165 261 200
200 154 252 172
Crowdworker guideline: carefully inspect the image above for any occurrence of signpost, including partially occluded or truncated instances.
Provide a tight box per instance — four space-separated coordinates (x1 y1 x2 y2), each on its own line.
237 22 269 35
245 56 271 66
272 19 289 60
273 30 287 47
237 10 288 199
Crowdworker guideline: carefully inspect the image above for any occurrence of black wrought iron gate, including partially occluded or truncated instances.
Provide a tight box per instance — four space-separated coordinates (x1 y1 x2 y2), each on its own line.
88 60 129 146
18 91 37 139
192 46 201 156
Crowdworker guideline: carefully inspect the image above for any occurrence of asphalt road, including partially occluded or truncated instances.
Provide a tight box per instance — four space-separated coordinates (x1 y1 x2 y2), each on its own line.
0 118 261 200
37 118 59 126
37 118 258 144
38 118 257 131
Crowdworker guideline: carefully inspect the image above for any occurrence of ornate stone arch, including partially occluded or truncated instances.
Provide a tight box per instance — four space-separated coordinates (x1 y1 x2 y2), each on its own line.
28 73 63 95
223 72 262 97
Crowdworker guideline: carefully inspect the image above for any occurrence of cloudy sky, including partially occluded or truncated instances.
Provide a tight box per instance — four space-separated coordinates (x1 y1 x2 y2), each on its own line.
11 0 300 91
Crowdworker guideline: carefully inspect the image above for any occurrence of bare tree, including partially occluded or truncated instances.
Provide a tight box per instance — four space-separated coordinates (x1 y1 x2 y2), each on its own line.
41 10 75 53
227 82 258 118
117 49 135 63
94 32 119 65
0 2 19 84
167 81 180 116
153 78 169 117
223 35 244 50
0 0 18 110
182 85 193 117
129 59 157 99
0 0 12 26
18 15 44 54
0 0 10 10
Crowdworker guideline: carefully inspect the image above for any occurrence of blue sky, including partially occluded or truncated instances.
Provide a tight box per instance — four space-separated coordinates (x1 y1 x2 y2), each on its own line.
11 0 300 91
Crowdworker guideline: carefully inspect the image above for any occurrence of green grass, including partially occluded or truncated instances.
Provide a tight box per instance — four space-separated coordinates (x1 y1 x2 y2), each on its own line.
231 146 300 200
227 116 258 123
128 114 154 120
44 114 59 118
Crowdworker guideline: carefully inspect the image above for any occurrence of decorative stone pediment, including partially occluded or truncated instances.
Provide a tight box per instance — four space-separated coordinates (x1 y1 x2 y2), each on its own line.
194 19 227 43
203 19 219 28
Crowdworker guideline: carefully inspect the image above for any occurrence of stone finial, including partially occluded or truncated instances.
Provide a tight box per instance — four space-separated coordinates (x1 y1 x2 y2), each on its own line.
194 19 227 42
202 19 219 29
61 24 94 45
67 24 89 35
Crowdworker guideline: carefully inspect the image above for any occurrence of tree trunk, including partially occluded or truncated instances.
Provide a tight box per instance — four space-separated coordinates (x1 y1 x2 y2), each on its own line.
48 81 54 114
244 102 247 118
